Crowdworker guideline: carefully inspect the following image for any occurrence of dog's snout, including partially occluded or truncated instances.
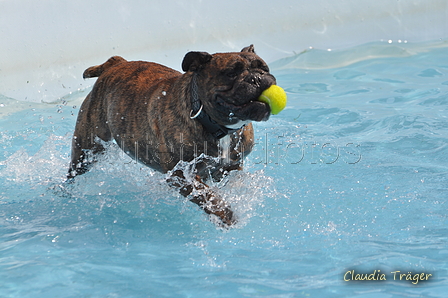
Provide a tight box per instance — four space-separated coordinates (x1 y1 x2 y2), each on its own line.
246 73 276 89
251 75 262 87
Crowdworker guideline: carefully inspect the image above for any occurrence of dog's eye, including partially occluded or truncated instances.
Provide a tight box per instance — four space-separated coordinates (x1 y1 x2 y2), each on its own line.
261 65 269 72
251 60 269 72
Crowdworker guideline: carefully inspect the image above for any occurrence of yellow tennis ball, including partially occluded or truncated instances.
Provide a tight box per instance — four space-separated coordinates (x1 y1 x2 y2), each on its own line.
258 85 287 115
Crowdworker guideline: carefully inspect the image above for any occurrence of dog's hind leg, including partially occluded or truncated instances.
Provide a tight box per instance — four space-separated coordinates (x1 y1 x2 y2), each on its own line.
68 56 126 179
68 93 112 179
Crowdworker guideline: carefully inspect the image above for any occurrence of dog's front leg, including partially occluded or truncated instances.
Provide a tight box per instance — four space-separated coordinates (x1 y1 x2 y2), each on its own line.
167 170 236 226
189 176 236 226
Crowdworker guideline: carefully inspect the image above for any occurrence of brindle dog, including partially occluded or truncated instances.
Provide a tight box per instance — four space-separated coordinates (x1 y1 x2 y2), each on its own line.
68 45 275 226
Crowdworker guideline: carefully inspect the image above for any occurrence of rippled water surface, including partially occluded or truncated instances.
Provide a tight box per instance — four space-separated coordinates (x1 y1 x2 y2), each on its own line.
1 42 447 297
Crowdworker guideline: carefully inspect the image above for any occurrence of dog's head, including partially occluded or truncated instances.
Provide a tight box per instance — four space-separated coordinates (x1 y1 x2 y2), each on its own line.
182 45 275 128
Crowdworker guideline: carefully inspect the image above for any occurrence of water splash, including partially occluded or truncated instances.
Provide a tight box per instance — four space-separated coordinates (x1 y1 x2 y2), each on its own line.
0 133 70 186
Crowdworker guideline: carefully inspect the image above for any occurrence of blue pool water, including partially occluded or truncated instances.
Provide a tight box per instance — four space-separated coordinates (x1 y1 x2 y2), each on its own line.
1 42 447 297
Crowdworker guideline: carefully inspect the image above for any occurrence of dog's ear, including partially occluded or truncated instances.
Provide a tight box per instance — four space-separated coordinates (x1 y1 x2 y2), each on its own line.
182 51 212 72
241 45 255 53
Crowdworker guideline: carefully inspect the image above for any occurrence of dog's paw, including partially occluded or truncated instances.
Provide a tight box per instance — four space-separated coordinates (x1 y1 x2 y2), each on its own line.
212 205 237 227
190 191 237 227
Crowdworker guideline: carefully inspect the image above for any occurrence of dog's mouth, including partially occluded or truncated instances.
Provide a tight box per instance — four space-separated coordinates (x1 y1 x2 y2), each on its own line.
215 95 271 123
206 72 276 126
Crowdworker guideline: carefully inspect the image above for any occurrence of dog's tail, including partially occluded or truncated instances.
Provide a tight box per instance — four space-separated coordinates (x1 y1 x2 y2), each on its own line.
83 56 127 79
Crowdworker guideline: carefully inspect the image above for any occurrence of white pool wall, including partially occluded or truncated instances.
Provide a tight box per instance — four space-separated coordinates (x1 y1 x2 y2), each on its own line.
1 0 447 102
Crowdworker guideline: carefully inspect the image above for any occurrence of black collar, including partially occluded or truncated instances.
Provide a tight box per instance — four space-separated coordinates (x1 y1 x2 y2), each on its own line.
189 74 239 139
